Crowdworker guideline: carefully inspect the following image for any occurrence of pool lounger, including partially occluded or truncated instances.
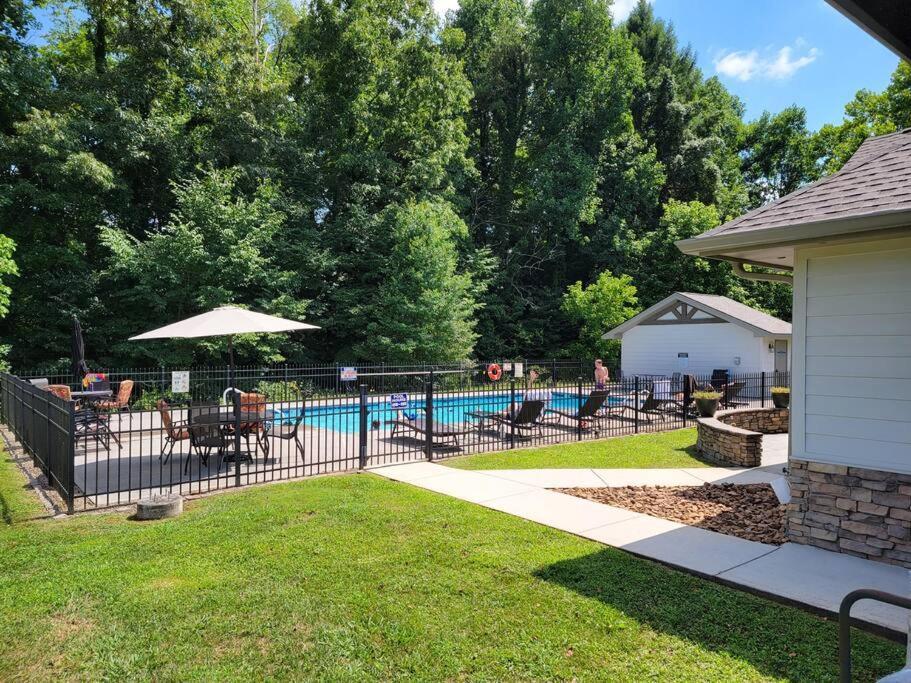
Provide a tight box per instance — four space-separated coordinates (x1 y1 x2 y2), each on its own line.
386 417 473 449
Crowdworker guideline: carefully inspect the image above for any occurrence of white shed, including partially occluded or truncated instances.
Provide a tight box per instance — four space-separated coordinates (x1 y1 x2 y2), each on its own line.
603 292 791 378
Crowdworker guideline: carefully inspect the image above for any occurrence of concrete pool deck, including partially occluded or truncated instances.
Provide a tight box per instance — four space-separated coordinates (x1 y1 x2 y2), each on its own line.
371 459 909 636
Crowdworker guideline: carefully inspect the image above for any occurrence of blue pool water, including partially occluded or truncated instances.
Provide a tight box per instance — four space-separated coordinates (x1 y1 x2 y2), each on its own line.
276 392 626 434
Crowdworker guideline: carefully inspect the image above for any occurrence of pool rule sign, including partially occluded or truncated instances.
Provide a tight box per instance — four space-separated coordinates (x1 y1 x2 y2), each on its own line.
171 371 190 393
390 393 409 410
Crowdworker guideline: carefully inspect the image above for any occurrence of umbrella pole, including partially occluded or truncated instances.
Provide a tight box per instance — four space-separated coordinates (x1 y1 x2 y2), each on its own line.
227 334 235 390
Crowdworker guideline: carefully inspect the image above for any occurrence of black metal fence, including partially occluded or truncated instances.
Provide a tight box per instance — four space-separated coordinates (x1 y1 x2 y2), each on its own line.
0 364 789 513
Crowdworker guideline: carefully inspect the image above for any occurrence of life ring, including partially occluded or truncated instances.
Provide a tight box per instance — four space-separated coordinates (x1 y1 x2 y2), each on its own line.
487 363 503 381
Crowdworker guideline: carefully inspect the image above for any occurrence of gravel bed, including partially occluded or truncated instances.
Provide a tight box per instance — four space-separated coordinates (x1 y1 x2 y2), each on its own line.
558 483 786 545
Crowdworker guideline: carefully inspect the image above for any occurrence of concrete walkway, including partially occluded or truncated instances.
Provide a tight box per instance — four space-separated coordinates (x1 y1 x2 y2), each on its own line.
371 460 909 635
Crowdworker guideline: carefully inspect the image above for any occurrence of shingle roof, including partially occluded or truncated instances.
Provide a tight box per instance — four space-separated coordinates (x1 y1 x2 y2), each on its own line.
602 292 791 339
677 293 791 336
695 128 911 239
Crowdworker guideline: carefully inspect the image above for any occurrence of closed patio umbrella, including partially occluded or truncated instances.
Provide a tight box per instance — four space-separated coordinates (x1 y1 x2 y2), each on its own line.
71 316 89 380
129 305 320 389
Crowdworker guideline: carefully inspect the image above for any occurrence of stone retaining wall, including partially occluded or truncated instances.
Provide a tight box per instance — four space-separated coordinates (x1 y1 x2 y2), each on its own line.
787 459 911 567
695 407 789 468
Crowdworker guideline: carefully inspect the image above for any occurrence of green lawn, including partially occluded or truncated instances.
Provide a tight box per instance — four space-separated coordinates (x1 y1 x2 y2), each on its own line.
446 428 709 470
0 456 901 681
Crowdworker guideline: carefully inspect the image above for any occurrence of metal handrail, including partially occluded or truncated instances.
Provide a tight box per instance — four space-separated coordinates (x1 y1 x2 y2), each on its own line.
839 589 911 682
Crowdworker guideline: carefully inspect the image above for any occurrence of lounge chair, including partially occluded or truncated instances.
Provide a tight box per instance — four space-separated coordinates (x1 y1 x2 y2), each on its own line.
473 399 547 439
543 391 609 428
601 390 650 420
386 414 474 449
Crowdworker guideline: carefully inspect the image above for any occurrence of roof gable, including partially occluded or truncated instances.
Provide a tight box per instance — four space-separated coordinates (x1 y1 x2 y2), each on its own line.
602 292 792 339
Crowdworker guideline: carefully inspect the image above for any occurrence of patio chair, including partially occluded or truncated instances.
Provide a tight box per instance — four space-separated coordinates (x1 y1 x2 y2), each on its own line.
237 391 269 458
188 404 228 473
45 384 121 448
710 369 729 391
482 399 547 440
543 390 609 429
386 414 474 449
157 399 191 469
266 409 306 462
93 379 133 412
601 390 650 420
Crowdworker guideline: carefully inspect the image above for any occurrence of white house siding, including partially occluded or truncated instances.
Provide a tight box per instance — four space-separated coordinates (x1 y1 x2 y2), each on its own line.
620 323 767 377
792 235 911 475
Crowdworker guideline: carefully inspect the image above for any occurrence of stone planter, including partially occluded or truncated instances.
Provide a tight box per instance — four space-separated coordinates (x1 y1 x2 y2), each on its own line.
772 392 790 409
695 397 719 417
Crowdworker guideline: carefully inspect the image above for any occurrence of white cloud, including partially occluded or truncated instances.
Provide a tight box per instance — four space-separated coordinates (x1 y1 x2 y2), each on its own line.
714 43 819 82
611 0 653 22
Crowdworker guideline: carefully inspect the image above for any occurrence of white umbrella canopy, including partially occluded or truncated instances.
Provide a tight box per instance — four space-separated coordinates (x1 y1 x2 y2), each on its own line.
130 306 320 390
129 305 319 340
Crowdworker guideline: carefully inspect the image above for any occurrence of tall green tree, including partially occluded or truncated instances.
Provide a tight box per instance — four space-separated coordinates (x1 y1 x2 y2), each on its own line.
562 270 639 359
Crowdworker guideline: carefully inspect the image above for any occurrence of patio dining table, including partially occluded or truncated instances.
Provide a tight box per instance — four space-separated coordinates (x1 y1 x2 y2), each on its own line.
190 408 276 464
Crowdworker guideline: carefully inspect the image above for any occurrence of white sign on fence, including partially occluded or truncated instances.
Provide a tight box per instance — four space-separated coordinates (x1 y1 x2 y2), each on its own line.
390 393 409 410
171 371 190 393
340 366 358 382
513 362 524 378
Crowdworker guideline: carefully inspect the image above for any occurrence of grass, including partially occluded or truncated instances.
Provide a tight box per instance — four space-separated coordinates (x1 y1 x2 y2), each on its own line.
446 428 709 470
0 459 902 681
0 450 46 525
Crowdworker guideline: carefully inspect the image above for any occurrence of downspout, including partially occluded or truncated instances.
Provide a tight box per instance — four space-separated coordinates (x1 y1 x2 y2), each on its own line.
731 261 793 284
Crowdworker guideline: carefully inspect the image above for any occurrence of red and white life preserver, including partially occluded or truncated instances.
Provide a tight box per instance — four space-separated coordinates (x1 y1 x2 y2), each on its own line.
487 363 503 381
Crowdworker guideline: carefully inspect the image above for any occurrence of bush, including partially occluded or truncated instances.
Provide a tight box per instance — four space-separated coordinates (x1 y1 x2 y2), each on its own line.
255 380 306 402
771 386 790 394
692 390 721 400
132 388 191 411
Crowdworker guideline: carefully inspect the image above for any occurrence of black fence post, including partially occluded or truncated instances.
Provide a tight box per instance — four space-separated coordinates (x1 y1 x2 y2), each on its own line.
425 371 434 461
576 376 583 441
358 384 368 469
683 376 691 428
760 371 766 408
67 400 76 514
509 378 516 447
233 390 242 487
634 375 640 434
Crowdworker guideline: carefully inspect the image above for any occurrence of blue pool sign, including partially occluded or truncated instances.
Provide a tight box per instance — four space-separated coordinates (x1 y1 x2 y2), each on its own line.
390 393 409 410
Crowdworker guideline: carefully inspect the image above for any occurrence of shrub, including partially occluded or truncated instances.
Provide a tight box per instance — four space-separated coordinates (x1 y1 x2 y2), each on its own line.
771 386 790 394
692 390 721 400
255 380 306 402
132 388 191 411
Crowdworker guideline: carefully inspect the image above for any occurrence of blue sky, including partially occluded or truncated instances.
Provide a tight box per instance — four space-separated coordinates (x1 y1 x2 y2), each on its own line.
621 0 901 131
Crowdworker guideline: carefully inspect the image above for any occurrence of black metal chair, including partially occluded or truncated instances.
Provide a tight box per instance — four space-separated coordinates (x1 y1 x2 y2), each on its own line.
188 404 228 473
266 408 306 462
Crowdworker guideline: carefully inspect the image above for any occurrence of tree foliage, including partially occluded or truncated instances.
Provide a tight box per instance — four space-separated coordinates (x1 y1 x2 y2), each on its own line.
0 0 900 368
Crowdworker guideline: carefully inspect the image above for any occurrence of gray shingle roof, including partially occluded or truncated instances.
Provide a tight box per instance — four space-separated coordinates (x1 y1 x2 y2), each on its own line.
696 128 911 239
603 292 791 339
677 293 791 336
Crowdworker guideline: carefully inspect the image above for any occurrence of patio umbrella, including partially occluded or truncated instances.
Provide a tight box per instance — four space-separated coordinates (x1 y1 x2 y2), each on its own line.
129 305 320 388
71 316 89 380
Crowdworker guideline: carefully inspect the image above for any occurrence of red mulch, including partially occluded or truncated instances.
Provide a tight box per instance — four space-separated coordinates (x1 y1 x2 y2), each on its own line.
557 483 786 545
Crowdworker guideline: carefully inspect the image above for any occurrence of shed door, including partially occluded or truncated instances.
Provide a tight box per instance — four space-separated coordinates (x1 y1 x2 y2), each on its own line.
774 339 788 373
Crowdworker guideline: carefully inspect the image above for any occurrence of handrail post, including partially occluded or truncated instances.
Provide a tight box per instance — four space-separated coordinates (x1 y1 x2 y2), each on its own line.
760 371 766 408
839 589 911 683
425 371 434 461
634 375 640 434
358 384 368 469
683 375 690 427
576 376 583 441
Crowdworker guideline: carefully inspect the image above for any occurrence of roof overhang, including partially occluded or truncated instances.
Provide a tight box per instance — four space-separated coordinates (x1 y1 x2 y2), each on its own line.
602 292 790 340
825 0 911 61
676 209 911 268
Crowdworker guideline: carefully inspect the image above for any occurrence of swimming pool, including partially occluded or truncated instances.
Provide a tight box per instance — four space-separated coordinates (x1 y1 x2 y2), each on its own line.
276 392 626 434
